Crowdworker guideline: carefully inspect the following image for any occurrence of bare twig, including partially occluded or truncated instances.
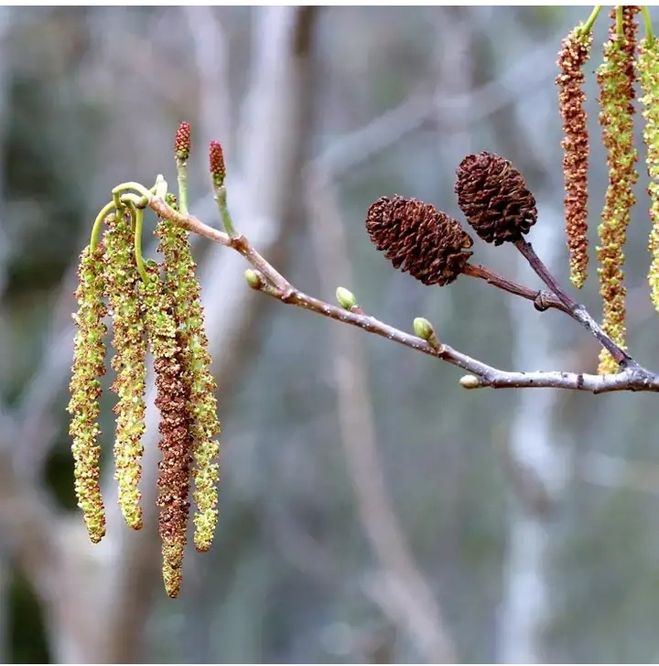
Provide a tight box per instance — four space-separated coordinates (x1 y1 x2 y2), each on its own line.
145 195 659 394
514 238 635 368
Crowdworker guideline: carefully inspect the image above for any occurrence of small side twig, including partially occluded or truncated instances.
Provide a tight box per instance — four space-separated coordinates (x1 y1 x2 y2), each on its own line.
514 238 635 368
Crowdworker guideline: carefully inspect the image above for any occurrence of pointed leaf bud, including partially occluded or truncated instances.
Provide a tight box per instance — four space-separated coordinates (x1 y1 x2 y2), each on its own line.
413 317 434 340
245 269 262 289
413 316 442 350
336 286 357 310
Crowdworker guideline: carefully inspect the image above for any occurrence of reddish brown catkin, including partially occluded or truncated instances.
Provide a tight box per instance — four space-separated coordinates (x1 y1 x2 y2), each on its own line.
597 7 639 375
157 199 220 553
557 26 593 289
140 262 193 598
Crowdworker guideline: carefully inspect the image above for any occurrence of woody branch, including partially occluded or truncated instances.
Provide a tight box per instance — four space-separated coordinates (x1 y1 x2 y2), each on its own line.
146 195 659 394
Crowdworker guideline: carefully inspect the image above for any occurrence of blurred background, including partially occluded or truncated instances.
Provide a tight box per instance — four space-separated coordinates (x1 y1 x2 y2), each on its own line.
1 5 659 663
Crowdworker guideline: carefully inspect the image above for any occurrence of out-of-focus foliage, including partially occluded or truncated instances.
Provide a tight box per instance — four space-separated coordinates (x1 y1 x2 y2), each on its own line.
2 5 659 663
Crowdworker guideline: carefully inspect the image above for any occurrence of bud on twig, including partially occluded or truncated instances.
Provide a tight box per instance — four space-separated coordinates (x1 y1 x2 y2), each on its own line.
459 374 481 389
336 286 357 310
245 269 262 289
413 317 442 351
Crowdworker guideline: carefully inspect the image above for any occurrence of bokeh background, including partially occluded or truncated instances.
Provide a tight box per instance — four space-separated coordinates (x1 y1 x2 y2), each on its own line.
2 5 659 663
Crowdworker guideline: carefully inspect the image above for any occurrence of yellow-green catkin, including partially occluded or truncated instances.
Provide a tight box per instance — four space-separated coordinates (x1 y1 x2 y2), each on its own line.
68 244 107 543
596 7 640 374
140 261 192 598
157 196 220 553
638 36 659 310
103 211 147 530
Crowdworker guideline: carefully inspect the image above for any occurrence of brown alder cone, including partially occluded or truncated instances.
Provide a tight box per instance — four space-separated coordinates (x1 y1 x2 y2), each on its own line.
455 151 537 245
557 27 593 289
365 195 473 286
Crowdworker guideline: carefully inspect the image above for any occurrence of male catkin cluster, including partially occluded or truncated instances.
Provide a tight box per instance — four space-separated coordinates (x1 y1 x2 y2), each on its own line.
69 124 222 597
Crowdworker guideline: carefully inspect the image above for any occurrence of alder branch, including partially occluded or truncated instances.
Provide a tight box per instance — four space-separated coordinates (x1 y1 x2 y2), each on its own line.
146 196 659 394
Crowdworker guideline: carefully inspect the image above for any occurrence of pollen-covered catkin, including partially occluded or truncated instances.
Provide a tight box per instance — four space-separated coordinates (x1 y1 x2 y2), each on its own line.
638 37 659 311
140 262 192 598
68 244 107 543
103 211 147 530
157 197 220 553
557 26 593 288
596 7 639 374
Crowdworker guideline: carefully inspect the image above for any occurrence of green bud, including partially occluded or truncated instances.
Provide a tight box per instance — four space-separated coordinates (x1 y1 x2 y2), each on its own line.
245 269 262 289
336 286 357 310
413 317 435 340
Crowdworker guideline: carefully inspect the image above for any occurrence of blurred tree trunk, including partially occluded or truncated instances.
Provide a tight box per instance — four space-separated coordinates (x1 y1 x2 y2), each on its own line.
499 216 567 662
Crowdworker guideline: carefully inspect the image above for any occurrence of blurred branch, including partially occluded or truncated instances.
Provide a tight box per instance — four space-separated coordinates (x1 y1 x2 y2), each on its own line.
579 451 659 496
183 6 232 155
312 28 565 178
307 171 456 662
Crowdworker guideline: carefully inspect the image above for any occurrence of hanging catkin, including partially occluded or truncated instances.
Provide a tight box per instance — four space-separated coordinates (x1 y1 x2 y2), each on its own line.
596 7 639 374
557 26 593 288
638 36 659 310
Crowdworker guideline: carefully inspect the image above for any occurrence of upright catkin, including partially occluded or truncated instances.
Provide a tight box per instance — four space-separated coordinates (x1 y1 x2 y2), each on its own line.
68 244 107 543
103 210 147 529
638 36 659 310
157 200 220 553
597 7 639 374
140 262 192 598
557 26 593 288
